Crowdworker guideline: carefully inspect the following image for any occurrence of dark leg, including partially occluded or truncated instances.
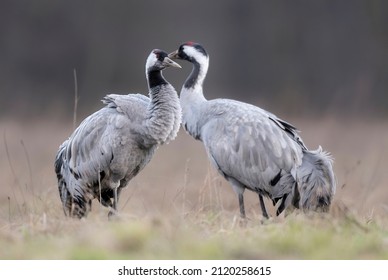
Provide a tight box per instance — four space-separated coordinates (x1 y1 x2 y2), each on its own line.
229 179 246 219
258 194 269 219
238 193 246 219
292 183 300 209
113 187 118 210
276 193 288 216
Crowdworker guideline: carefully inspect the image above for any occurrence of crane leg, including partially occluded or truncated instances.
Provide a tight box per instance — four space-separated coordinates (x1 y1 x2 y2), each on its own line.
108 181 121 218
276 193 288 216
108 188 118 218
229 179 246 219
238 193 246 219
258 194 269 219
113 187 118 210
114 187 123 210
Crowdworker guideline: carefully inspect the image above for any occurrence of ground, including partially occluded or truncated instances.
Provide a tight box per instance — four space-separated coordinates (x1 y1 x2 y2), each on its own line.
0 117 388 259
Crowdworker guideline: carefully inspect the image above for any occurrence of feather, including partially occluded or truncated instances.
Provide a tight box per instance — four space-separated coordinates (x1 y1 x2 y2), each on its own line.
175 42 336 219
54 50 181 218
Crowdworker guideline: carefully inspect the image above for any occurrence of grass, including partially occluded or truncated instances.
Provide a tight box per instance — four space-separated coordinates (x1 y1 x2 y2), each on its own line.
1 118 388 259
2 207 388 259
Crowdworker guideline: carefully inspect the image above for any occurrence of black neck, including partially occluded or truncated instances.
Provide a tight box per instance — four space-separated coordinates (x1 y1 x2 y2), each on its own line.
184 61 201 89
148 70 168 89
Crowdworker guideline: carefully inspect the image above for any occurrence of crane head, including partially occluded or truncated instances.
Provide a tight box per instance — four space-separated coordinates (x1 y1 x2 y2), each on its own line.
168 42 208 64
146 49 181 73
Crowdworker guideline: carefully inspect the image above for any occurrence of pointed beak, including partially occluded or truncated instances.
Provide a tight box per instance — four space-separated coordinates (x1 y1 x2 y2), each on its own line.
163 57 181 68
168 50 179 59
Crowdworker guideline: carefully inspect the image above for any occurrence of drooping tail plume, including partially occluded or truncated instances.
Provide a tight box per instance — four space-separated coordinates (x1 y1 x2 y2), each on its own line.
54 141 90 218
296 146 336 212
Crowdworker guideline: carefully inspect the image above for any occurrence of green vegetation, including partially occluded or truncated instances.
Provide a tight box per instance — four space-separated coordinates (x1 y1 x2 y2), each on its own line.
1 120 388 260
1 206 388 259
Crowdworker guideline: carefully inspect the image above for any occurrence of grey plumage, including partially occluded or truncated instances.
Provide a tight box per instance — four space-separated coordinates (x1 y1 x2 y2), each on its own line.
169 42 336 219
55 50 182 218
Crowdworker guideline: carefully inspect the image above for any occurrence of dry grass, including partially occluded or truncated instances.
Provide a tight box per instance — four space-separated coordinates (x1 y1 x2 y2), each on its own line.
1 117 388 259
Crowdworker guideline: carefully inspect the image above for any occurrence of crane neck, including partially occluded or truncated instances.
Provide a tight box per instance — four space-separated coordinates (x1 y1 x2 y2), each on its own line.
183 57 209 93
145 77 181 145
147 69 168 89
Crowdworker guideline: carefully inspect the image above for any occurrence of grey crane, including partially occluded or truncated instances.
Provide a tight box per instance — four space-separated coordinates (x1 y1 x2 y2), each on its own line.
169 42 336 219
54 49 182 218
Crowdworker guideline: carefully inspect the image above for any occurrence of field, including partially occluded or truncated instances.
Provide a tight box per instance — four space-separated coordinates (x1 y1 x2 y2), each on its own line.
1 117 388 259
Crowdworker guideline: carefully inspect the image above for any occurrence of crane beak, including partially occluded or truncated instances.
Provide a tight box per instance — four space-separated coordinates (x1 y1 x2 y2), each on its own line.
163 57 181 68
168 50 179 59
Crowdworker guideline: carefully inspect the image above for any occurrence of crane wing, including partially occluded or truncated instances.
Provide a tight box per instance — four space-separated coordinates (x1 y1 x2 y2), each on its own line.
56 94 149 197
200 99 303 197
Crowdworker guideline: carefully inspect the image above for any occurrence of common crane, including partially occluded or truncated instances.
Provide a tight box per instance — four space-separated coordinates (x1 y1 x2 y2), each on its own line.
55 49 182 218
169 42 336 219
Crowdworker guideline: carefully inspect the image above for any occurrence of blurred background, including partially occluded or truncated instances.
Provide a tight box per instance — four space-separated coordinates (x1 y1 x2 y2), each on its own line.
1 0 387 120
1 0 388 221
1 0 388 259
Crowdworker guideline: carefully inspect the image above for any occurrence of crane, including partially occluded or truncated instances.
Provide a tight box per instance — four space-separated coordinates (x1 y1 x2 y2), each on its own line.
169 42 336 219
55 49 182 218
